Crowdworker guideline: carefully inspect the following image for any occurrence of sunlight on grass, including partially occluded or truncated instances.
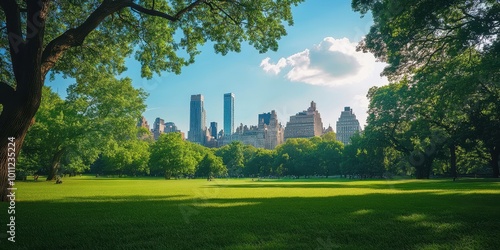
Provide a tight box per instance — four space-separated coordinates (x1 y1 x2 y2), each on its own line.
397 213 427 222
352 209 373 215
4 177 499 249
193 201 261 208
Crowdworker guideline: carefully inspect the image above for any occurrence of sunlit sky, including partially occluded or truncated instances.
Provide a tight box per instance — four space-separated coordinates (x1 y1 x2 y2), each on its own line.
47 0 388 134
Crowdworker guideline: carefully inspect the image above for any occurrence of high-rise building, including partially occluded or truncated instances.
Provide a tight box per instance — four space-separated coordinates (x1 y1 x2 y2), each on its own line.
153 117 165 140
232 110 284 149
336 107 361 145
188 94 206 144
137 116 150 129
258 112 271 126
224 93 235 137
284 101 324 140
210 122 218 139
164 122 179 133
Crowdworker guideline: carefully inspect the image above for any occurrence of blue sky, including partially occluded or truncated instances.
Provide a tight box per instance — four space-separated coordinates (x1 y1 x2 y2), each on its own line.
47 0 388 134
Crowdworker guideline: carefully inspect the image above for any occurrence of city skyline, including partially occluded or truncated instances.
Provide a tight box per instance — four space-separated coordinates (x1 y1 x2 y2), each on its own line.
46 0 388 134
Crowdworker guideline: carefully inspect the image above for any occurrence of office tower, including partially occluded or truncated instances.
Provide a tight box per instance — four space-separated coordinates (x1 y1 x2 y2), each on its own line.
188 94 206 144
153 117 165 140
210 122 218 139
232 110 284 149
224 93 235 137
284 101 324 140
164 122 179 133
336 107 361 145
260 110 285 149
258 112 272 126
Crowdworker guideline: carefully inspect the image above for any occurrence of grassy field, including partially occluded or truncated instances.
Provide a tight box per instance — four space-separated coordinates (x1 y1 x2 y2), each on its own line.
1 177 500 249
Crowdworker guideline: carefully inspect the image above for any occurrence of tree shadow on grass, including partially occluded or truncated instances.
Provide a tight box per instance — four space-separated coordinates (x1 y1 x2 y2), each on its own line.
210 179 500 191
2 191 499 250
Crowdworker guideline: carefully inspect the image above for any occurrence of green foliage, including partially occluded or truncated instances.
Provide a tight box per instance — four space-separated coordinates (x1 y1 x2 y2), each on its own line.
275 138 316 177
216 141 245 177
352 0 500 79
245 148 276 177
321 131 337 142
149 132 197 179
315 139 343 177
195 152 227 178
101 138 150 176
19 75 147 179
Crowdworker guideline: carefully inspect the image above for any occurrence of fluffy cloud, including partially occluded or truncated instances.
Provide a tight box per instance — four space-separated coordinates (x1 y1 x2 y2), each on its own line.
260 37 378 86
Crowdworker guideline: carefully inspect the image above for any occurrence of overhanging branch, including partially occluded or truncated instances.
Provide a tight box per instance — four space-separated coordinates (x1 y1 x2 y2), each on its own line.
41 0 208 77
128 2 176 21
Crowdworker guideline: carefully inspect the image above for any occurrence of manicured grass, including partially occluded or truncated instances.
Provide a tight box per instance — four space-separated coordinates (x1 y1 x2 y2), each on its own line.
1 177 500 249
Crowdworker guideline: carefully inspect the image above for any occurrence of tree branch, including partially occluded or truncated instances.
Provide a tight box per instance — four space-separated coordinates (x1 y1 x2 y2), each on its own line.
0 0 23 76
174 0 207 20
40 0 208 77
128 2 176 21
41 0 129 76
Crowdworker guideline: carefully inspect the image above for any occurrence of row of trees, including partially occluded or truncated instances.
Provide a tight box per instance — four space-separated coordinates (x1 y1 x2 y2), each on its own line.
89 132 345 179
17 75 497 180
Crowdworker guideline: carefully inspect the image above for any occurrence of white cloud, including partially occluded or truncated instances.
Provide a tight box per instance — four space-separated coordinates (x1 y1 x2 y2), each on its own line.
260 37 380 87
260 57 288 75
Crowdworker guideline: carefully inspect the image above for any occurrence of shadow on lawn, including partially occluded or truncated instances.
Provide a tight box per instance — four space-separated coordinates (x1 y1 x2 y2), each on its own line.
2 191 499 250
210 179 500 191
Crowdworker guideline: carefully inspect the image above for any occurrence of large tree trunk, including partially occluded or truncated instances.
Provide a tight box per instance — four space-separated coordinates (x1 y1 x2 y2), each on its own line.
0 1 49 201
490 147 499 178
0 91 41 201
46 149 65 181
449 144 457 180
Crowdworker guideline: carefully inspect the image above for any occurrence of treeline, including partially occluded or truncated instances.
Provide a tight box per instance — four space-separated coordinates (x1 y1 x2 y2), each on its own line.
18 82 498 180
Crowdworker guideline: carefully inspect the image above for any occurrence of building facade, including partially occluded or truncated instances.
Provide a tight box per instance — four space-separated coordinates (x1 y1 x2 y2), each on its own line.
284 101 324 140
223 93 235 137
209 122 218 139
137 116 150 130
152 117 165 140
336 107 361 145
164 122 179 133
232 110 284 149
188 94 206 144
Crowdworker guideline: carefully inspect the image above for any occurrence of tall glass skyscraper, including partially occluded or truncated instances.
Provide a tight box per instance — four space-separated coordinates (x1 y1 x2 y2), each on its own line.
188 94 206 144
223 93 234 137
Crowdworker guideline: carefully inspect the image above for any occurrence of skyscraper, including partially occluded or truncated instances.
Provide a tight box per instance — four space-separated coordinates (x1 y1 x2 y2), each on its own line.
152 117 165 140
210 122 218 139
284 101 324 140
188 94 206 144
224 93 235 137
164 122 179 133
336 107 361 145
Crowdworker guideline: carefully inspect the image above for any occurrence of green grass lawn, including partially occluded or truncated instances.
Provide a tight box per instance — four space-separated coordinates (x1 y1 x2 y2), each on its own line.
1 177 499 249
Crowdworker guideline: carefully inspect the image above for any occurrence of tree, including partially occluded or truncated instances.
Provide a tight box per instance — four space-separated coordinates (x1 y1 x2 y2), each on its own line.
245 148 275 177
195 152 226 179
352 0 500 79
101 138 150 176
352 0 500 177
0 0 304 200
275 138 315 177
19 74 146 180
216 141 245 177
315 139 343 177
149 132 195 179
366 82 441 179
